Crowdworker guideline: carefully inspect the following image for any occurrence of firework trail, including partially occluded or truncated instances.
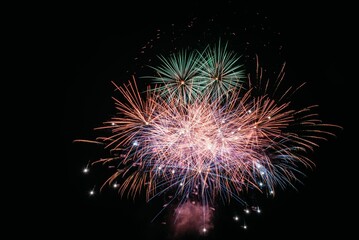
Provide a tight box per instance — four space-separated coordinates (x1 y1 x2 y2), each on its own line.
75 41 339 234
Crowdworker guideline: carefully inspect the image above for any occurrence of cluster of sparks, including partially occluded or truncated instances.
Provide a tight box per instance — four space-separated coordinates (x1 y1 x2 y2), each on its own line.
77 41 337 234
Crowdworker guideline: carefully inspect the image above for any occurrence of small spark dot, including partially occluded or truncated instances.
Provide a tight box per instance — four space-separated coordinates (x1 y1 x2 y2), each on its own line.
270 190 274 194
243 225 247 229
257 208 261 213
83 168 89 173
259 182 263 187
202 228 207 233
267 116 271 119
171 170 175 174
133 141 139 146
245 209 250 214
180 182 183 186
113 183 118 188
234 216 239 221
89 190 95 196
248 110 252 113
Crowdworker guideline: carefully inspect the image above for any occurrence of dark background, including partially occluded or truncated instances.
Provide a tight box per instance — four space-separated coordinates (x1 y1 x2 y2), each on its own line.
65 2 353 239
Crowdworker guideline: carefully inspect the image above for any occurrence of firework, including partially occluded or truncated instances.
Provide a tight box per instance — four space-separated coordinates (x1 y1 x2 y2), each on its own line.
145 49 203 104
91 76 333 201
75 42 339 234
196 40 245 100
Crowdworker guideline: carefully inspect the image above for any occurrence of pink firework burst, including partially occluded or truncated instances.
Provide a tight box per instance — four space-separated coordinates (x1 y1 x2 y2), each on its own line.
79 66 336 204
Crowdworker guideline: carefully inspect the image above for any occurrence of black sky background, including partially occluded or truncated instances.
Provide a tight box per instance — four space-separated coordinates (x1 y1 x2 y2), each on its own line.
65 2 353 239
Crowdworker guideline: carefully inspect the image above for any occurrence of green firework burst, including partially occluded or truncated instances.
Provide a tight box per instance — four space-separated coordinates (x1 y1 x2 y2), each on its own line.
146 49 204 104
196 40 245 100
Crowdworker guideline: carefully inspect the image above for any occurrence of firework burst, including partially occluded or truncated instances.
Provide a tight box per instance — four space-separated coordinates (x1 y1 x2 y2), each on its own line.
146 49 203 104
196 40 245 100
75 41 339 234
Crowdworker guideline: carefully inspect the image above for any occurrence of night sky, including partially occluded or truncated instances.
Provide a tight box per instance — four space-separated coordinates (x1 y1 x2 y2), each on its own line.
66 2 353 239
